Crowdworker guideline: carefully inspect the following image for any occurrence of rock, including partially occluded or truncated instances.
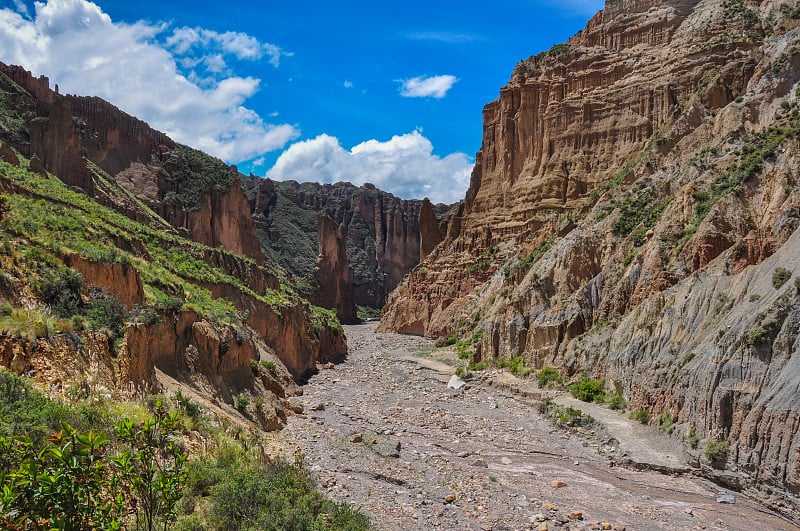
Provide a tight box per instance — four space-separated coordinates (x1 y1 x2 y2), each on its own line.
471 459 488 468
444 493 457 504
310 402 325 411
311 214 359 324
613 525 626 531
28 154 46 175
550 480 568 489
600 523 612 530
543 502 558 511
715 493 736 504
531 513 547 522
447 375 466 390
457 450 471 458
349 433 363 443
0 144 19 166
501 457 512 465
538 524 548 531
568 511 583 520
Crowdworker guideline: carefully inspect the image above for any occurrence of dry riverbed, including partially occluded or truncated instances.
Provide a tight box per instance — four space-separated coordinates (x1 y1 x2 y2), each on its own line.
273 323 797 530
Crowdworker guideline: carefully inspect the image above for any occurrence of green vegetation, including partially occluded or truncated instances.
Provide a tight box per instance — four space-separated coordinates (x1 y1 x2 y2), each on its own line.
609 189 673 245
0 155 339 339
0 370 368 530
467 244 499 275
496 355 534 377
510 236 555 275
705 438 729 462
162 144 233 210
685 425 699 449
234 393 250 411
537 366 562 388
546 43 571 56
658 412 675 433
607 393 626 411
567 377 605 403
772 267 792 288
629 409 650 424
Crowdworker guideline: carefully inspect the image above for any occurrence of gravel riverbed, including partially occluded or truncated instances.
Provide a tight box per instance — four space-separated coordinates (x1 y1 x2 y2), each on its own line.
274 323 797 531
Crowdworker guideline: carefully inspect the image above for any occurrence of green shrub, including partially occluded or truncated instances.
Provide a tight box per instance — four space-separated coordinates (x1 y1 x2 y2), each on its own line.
537 366 562 387
658 412 674 433
234 394 249 411
772 267 792 288
568 378 605 403
629 409 650 424
608 394 626 411
38 267 83 318
705 439 728 462
496 356 533 377
685 425 699 449
84 291 126 339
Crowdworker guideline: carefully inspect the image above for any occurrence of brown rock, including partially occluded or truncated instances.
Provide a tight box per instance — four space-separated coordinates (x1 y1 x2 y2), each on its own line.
0 144 19 166
568 511 583 520
444 493 457 504
29 99 91 189
63 254 145 309
350 433 363 443
419 197 444 260
550 480 568 488
311 215 359 324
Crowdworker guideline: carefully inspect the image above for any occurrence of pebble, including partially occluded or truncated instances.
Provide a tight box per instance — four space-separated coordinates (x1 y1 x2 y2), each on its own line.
568 510 583 520
551 480 568 488
350 433 363 443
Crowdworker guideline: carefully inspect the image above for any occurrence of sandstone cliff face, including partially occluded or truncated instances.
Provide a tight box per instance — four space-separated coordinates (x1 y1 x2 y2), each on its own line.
312 215 359 324
381 0 800 513
248 178 451 310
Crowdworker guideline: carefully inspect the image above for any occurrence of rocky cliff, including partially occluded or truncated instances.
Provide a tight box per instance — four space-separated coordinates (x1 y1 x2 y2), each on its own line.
381 0 800 515
0 64 346 429
245 177 452 312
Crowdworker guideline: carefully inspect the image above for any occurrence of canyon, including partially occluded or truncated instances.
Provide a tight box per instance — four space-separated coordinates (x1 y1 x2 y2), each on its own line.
381 0 800 518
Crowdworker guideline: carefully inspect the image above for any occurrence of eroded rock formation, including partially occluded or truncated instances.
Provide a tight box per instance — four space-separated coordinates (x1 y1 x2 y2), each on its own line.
312 215 359 324
381 0 800 514
247 178 452 310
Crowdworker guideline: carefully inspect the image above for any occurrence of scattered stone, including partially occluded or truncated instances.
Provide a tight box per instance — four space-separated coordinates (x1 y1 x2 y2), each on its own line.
568 510 583 520
600 523 612 530
447 375 466 390
538 524 548 531
323 362 335 369
543 502 558 511
349 433 363 443
501 457 512 465
530 513 547 522
310 402 325 411
471 459 488 468
613 524 626 531
715 493 736 504
444 493 457 504
457 450 471 458
550 480 568 489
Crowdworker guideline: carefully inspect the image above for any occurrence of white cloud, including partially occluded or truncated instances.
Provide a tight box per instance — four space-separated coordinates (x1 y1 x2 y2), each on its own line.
405 31 480 43
266 131 472 204
0 0 298 163
343 80 353 88
399 74 458 99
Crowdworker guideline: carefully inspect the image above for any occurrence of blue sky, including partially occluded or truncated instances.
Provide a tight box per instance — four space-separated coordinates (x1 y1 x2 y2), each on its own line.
0 0 602 202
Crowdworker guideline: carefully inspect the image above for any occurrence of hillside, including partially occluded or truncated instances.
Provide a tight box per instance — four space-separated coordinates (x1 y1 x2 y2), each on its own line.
0 63 345 429
381 0 800 516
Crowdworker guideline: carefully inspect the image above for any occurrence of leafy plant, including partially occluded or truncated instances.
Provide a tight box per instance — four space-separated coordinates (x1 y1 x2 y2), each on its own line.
234 394 249 411
705 439 729 462
537 366 562 388
772 267 792 288
608 394 626 411
568 377 605 403
629 409 650 424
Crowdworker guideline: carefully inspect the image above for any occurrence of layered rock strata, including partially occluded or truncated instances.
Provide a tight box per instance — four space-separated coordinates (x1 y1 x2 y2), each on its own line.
381 0 800 514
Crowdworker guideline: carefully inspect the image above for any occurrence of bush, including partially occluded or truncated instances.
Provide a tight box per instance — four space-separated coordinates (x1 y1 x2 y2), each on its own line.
685 425 699 449
537 366 562 388
496 356 533 377
84 291 126 338
658 412 674 433
705 439 728 462
629 409 650 424
568 378 605 403
772 267 792 288
234 394 249 411
608 394 626 411
38 267 83 318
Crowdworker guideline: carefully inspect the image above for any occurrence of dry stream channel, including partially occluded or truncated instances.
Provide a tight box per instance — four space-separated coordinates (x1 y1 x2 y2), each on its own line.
274 323 798 530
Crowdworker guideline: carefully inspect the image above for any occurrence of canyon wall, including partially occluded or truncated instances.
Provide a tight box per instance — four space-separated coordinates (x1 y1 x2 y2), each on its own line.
248 178 452 311
381 0 800 514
